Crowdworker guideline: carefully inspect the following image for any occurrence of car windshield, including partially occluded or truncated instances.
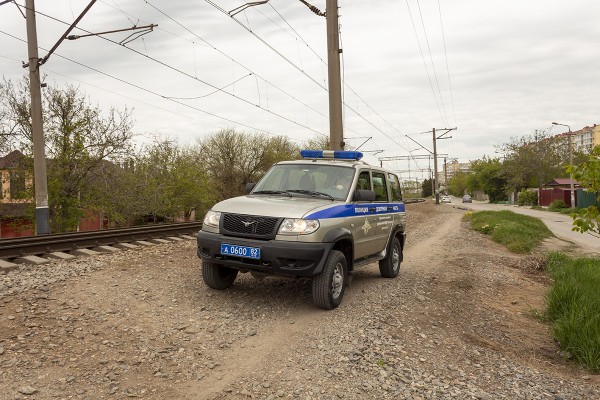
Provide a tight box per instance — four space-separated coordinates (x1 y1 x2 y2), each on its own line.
252 163 355 201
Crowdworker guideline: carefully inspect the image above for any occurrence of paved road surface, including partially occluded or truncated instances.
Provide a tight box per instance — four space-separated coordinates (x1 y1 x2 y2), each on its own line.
449 197 600 255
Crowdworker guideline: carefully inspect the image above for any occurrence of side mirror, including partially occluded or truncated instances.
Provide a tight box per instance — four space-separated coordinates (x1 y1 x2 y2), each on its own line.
245 182 256 194
352 189 376 202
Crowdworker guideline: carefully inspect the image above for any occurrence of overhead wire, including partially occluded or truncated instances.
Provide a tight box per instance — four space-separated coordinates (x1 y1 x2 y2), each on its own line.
141 0 331 135
405 0 446 128
17 4 326 136
415 0 449 127
139 0 372 140
204 0 328 91
437 0 458 160
437 0 455 126
0 29 306 141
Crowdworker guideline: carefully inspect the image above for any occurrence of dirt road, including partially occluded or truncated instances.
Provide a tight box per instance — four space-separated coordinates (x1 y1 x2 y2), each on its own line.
0 203 598 399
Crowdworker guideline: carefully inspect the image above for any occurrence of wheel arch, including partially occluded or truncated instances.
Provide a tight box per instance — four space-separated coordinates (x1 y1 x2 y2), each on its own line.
323 228 354 271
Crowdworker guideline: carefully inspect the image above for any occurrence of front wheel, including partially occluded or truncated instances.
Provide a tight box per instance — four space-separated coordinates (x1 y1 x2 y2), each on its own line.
202 261 238 289
312 250 347 310
379 236 402 278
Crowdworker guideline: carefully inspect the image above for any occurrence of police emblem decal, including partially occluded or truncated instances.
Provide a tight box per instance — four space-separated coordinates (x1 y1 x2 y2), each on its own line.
361 218 371 235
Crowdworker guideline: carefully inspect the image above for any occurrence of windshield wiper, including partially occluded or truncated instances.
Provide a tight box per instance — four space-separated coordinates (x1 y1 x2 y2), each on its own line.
252 190 292 197
286 189 334 200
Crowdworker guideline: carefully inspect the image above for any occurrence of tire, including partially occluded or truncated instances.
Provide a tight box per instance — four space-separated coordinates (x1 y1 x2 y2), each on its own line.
202 261 238 290
379 236 402 278
312 250 347 310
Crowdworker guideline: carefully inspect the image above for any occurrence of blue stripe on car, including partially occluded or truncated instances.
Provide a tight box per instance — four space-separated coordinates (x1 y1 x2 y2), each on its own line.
305 203 405 219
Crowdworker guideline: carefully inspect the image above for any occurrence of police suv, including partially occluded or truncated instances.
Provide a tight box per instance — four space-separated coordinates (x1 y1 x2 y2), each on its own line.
196 150 407 309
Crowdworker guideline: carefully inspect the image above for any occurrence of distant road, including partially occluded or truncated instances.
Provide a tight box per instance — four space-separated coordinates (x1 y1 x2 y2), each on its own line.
453 198 600 255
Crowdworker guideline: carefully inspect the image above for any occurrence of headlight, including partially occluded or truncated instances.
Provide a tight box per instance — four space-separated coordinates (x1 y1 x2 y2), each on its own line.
203 210 221 228
278 218 319 235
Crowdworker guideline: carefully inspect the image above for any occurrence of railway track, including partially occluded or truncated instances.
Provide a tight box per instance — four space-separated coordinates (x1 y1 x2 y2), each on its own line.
0 222 202 261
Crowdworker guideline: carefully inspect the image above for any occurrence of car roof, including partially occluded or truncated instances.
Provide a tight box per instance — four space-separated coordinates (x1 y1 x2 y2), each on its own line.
276 159 396 174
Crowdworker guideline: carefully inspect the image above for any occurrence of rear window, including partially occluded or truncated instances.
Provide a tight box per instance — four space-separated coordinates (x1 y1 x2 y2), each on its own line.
388 173 402 202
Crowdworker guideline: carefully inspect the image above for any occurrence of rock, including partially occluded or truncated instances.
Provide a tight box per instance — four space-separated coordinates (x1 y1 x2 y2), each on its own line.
18 386 38 395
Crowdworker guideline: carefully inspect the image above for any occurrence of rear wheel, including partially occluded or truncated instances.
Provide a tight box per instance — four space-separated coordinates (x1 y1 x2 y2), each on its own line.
379 236 402 278
312 250 347 310
202 261 238 289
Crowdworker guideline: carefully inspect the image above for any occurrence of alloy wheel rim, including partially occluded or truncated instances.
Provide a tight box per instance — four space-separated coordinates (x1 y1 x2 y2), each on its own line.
331 263 344 299
392 246 400 271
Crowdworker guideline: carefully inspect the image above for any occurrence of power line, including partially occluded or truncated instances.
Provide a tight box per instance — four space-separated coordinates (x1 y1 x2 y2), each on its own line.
0 29 304 139
142 0 331 132
17 5 326 136
415 0 449 126
405 0 446 127
437 0 456 126
140 0 374 141
204 0 328 91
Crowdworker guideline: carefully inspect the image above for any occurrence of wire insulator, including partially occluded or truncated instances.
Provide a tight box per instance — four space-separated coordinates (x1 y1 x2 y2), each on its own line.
299 0 325 17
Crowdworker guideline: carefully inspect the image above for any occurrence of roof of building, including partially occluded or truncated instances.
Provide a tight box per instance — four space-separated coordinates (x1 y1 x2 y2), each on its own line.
546 178 581 186
0 150 27 170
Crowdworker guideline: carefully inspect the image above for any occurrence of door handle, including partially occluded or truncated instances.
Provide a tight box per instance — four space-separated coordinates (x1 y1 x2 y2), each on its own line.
369 207 376 213
387 206 393 211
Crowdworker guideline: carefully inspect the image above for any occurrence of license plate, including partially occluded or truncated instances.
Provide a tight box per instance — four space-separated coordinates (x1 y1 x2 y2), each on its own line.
220 244 260 259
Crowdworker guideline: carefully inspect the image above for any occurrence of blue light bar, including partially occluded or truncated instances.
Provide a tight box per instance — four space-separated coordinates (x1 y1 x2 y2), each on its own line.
300 150 363 161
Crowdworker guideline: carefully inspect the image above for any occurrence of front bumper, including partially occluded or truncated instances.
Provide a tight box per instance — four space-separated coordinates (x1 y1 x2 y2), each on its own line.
197 231 333 277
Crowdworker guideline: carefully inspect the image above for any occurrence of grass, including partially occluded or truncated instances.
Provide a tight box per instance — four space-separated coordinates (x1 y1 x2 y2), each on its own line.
463 210 553 253
543 252 600 373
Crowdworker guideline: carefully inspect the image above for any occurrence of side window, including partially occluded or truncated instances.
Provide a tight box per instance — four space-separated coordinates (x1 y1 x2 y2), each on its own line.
388 173 402 201
372 172 388 202
357 170 371 191
10 172 26 200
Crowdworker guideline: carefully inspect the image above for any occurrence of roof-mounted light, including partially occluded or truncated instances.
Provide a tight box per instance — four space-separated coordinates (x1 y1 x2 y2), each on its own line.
300 150 363 161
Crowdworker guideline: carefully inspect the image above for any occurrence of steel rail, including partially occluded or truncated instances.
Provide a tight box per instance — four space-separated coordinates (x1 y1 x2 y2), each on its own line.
0 222 202 260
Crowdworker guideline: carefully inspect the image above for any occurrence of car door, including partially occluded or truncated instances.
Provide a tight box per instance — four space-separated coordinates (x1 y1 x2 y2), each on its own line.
369 170 394 255
351 169 379 259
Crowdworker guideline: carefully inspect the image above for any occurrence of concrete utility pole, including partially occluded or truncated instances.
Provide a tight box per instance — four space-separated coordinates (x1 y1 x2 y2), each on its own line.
326 0 344 151
25 0 50 234
444 157 447 187
432 127 456 205
433 128 439 204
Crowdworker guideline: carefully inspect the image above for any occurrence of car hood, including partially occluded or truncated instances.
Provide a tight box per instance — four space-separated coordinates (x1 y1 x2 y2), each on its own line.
211 195 340 219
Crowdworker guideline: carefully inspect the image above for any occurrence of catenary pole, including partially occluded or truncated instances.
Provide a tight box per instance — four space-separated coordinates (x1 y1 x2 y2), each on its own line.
326 0 344 151
25 0 50 234
433 128 439 204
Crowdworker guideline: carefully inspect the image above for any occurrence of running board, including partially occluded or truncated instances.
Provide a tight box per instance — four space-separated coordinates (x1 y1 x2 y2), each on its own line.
353 254 384 269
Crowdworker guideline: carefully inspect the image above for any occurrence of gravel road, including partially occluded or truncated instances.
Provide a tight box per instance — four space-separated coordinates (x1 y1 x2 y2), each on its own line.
0 203 598 399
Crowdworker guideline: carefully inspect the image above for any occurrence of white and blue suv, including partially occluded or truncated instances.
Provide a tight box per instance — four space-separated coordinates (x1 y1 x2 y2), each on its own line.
197 150 407 309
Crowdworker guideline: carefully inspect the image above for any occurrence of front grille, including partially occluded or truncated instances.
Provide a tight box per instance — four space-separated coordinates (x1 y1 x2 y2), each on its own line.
221 213 280 239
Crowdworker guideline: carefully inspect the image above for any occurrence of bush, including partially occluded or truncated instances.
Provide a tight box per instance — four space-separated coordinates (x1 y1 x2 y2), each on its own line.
544 252 600 372
518 190 538 206
549 199 569 211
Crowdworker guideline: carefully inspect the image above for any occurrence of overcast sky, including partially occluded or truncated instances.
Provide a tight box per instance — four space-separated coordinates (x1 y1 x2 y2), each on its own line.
1 0 599 179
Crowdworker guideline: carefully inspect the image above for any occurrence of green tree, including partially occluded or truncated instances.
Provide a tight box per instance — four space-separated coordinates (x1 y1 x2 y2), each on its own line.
500 129 583 203
0 78 135 232
198 128 299 201
466 157 507 202
422 178 433 198
448 171 468 197
567 146 600 236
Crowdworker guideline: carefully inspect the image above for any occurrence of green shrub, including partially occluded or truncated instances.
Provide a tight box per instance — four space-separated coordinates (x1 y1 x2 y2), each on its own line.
531 205 545 211
549 199 569 211
544 252 600 373
518 190 538 206
463 210 553 253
